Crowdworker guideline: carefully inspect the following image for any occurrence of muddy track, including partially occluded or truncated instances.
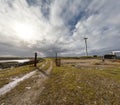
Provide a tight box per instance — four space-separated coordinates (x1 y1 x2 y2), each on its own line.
0 61 53 105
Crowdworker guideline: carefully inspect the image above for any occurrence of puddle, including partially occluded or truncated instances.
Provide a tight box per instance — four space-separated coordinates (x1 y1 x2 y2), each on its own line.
0 70 36 96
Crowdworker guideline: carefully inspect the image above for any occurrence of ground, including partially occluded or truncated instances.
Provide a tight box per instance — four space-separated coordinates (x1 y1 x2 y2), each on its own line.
0 58 120 105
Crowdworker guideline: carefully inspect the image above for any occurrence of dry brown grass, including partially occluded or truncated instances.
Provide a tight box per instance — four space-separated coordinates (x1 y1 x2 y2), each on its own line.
0 59 120 105
37 59 120 105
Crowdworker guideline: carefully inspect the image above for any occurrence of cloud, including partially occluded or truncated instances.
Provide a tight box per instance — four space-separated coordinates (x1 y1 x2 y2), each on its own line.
0 0 120 57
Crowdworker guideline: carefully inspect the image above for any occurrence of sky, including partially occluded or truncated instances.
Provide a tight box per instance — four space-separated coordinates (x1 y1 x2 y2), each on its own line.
0 0 120 57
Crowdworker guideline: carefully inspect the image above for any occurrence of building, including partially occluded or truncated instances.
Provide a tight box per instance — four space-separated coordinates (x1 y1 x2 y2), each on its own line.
104 54 116 59
104 51 120 59
112 51 120 59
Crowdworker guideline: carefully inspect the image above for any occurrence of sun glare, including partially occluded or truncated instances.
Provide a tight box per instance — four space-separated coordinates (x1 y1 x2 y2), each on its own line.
14 23 35 41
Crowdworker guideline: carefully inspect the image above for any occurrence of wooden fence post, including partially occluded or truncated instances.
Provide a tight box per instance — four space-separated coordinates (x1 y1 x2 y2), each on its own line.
55 52 61 67
34 52 37 67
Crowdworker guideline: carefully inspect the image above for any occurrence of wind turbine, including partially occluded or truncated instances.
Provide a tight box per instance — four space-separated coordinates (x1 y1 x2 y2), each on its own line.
84 37 88 56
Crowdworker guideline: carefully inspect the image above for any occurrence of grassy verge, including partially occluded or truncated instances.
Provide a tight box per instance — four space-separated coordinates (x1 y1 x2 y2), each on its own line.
37 59 51 71
37 59 46 67
42 60 51 70
0 71 40 104
0 65 36 88
0 59 52 104
0 59 47 88
101 68 120 81
37 63 120 105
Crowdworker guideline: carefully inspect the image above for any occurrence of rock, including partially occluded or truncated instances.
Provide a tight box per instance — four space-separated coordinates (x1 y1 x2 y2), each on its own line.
26 87 31 90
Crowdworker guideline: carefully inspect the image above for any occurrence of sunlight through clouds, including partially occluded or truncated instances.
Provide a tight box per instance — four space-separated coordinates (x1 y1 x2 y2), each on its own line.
0 0 120 57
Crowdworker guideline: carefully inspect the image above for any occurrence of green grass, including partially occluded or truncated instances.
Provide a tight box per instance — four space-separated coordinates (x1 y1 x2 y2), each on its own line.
37 63 120 105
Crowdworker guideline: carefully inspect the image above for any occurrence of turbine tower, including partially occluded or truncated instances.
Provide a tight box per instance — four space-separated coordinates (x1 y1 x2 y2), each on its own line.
84 37 88 56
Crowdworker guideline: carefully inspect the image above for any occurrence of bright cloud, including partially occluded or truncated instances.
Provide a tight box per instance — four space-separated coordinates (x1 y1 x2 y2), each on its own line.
0 0 120 57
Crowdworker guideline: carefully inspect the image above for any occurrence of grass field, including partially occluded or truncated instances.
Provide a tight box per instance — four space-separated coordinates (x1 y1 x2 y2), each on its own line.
0 58 120 105
37 59 120 105
0 59 46 88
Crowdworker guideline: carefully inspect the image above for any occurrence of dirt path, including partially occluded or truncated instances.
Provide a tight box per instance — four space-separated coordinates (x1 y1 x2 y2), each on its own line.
0 70 37 96
0 61 53 105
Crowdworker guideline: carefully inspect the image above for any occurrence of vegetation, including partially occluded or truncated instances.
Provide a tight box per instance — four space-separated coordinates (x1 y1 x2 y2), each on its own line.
37 62 120 105
0 58 120 105
0 59 52 104
42 59 51 70
61 56 101 60
0 65 35 88
37 59 46 67
0 59 45 88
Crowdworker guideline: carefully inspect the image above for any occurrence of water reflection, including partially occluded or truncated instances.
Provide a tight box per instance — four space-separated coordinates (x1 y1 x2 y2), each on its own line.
0 59 30 63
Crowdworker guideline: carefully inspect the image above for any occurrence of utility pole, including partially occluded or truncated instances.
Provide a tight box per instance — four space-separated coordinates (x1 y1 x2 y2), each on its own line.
84 37 88 56
34 52 37 67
